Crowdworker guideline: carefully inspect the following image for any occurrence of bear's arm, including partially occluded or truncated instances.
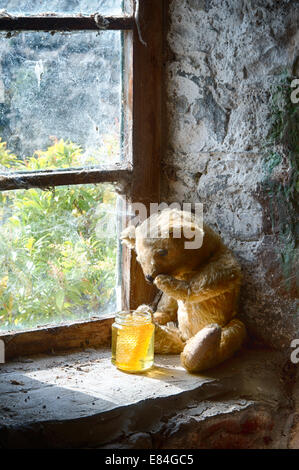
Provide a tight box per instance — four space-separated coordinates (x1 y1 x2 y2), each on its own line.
153 293 178 325
154 249 241 302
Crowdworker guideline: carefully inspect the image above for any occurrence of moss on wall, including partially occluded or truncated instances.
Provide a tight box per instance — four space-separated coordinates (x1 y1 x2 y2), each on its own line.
261 73 298 294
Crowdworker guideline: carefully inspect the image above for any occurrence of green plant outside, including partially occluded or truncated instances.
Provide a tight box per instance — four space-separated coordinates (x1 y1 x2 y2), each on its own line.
0 138 117 331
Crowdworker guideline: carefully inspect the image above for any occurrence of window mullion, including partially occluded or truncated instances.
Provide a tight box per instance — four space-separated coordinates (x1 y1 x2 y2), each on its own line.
0 15 133 32
0 166 132 191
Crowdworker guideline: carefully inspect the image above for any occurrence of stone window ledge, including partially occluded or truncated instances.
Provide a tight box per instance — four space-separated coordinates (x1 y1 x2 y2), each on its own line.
0 348 295 449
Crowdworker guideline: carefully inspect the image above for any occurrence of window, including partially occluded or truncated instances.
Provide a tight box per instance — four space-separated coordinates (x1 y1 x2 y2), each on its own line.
0 0 163 356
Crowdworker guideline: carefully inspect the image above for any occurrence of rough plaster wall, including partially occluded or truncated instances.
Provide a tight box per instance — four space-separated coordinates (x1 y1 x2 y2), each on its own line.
163 0 299 348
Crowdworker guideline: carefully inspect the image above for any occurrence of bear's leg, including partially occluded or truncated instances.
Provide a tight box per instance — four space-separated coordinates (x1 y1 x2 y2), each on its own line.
217 319 246 364
181 319 246 373
154 293 178 325
154 323 185 354
180 324 221 372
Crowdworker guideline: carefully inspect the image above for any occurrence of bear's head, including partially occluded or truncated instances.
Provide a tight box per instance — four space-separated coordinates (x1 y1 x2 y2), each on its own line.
120 208 208 282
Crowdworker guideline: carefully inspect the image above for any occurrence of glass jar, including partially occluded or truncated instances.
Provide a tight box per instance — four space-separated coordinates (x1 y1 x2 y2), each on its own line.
111 310 155 373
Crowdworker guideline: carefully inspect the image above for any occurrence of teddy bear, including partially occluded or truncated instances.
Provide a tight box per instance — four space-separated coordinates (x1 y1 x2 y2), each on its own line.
120 208 246 373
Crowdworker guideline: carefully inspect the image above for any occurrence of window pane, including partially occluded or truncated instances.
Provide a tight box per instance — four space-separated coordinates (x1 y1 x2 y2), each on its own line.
0 183 118 332
0 0 123 15
0 30 122 171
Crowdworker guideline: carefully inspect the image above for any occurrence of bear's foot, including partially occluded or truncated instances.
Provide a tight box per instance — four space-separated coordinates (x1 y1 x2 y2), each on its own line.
181 319 246 373
181 324 221 373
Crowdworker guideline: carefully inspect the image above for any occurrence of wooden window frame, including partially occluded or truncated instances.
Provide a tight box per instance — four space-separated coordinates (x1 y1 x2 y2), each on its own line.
0 0 164 360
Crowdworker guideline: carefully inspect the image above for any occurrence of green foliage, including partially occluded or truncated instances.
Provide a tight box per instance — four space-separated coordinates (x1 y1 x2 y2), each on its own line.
0 140 21 169
0 139 117 330
262 72 299 292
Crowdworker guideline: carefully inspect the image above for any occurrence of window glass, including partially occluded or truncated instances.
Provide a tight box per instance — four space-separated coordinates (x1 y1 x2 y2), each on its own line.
0 0 123 16
0 182 118 332
0 30 122 170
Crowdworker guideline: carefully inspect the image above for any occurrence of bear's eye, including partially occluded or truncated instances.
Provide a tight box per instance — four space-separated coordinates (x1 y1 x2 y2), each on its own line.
157 249 168 257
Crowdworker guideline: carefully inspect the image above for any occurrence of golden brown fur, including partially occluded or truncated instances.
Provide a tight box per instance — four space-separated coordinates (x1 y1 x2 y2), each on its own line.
121 209 246 373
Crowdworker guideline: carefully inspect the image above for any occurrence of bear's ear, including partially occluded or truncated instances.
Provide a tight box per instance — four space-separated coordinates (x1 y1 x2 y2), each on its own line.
120 225 136 249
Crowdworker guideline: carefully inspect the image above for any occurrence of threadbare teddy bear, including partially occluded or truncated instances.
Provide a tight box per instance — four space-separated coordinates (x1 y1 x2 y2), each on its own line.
121 208 246 373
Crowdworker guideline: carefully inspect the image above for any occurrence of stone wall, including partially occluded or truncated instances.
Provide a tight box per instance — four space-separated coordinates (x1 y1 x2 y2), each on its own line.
163 0 298 349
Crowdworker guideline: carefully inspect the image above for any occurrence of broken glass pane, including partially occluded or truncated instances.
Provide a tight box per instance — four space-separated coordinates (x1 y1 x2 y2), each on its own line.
0 183 118 332
0 0 123 16
0 30 122 170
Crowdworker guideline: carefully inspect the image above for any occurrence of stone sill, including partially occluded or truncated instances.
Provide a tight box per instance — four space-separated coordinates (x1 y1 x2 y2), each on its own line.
0 348 293 449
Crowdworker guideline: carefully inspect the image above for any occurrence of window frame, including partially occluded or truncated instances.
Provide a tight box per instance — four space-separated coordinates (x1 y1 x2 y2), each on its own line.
0 0 164 360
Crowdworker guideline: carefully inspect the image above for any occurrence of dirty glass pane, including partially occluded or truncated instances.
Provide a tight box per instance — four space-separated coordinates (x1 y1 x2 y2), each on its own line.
0 183 118 332
0 30 122 171
0 0 124 16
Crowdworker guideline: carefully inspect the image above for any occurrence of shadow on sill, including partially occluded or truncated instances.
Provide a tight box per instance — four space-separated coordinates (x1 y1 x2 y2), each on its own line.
0 347 292 448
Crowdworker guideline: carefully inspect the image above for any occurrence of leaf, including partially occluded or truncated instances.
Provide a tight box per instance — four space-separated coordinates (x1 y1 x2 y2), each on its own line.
25 237 35 251
55 289 65 312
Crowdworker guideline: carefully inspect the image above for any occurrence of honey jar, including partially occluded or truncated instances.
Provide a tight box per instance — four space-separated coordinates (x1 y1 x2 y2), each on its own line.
111 310 155 373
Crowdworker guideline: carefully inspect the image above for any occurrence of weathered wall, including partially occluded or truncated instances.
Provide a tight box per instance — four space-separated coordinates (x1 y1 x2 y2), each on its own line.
163 0 298 349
